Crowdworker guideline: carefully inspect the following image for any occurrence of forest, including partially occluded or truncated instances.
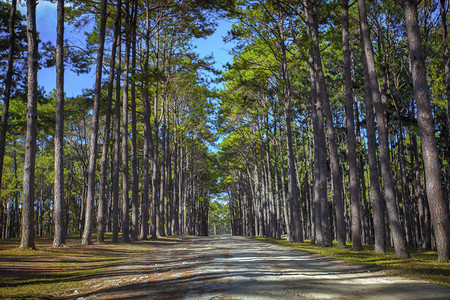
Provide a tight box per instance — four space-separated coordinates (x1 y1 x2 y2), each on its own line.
0 0 449 263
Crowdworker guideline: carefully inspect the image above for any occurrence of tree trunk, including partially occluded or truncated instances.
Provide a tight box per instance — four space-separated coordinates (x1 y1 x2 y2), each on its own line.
112 30 122 243
150 30 160 239
280 31 302 242
342 0 361 251
53 0 66 248
121 0 131 243
359 0 407 256
130 0 139 241
401 0 450 261
306 0 343 248
20 0 39 249
0 0 17 198
441 0 450 208
81 0 108 246
140 1 151 240
97 0 120 243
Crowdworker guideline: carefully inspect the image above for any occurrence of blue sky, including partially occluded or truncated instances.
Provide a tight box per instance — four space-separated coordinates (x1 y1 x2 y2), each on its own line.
18 1 235 97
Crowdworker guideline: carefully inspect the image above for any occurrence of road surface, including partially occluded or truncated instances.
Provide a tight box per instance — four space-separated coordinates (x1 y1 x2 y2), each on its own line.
61 236 450 299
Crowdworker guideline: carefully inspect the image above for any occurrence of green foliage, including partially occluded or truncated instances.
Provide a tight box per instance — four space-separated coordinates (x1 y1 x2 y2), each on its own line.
209 199 230 235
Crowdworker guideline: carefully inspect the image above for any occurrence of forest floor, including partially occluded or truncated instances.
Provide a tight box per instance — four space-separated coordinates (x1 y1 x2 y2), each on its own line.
1 235 450 299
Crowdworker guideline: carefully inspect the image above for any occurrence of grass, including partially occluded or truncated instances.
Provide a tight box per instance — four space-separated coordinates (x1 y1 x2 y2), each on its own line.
250 237 450 287
0 233 177 299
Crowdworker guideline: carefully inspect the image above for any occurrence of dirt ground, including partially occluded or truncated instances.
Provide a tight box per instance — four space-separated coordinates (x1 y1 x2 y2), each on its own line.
50 235 450 300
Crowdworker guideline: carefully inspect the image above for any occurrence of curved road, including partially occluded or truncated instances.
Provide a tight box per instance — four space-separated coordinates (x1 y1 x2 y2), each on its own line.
63 236 450 299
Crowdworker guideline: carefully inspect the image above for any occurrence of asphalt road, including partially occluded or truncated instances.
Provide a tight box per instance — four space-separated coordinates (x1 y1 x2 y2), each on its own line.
63 236 450 299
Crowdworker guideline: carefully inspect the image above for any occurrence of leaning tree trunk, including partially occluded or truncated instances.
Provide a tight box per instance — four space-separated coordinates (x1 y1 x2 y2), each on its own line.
81 0 108 246
53 0 66 247
358 0 408 257
401 0 450 261
342 0 362 251
97 0 120 243
0 0 17 197
20 0 39 249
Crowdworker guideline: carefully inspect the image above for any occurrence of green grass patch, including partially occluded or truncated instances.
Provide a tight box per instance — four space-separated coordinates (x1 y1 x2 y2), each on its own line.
0 234 178 299
250 237 450 286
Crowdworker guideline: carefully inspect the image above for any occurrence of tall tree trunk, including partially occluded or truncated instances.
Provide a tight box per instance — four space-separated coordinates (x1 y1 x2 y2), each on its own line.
273 120 282 240
97 1 120 243
401 0 450 261
121 0 131 243
150 30 160 239
140 1 151 240
112 30 122 243
278 145 290 238
0 0 17 198
20 0 39 249
173 115 179 235
279 23 302 242
159 99 166 236
310 75 325 246
81 0 108 246
342 0 361 251
306 0 343 248
53 0 66 247
130 0 139 241
358 0 407 256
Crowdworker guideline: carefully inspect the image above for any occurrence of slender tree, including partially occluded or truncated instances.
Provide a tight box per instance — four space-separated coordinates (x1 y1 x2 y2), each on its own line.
121 0 131 243
20 0 39 249
53 0 66 247
342 0 362 251
130 0 139 241
112 29 122 243
0 0 17 197
97 0 121 243
82 0 108 245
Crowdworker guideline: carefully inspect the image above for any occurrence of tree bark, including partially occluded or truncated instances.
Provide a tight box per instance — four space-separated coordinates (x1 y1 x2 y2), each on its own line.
358 0 408 257
140 1 151 240
121 0 131 243
97 0 120 243
81 0 108 246
20 0 39 249
401 0 450 261
130 0 139 241
279 19 302 242
440 0 450 215
53 0 66 247
306 0 343 248
112 29 122 243
342 0 361 251
0 0 17 198
150 30 160 239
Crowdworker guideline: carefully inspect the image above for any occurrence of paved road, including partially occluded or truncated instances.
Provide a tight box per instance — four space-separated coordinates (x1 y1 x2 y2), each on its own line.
64 236 450 299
